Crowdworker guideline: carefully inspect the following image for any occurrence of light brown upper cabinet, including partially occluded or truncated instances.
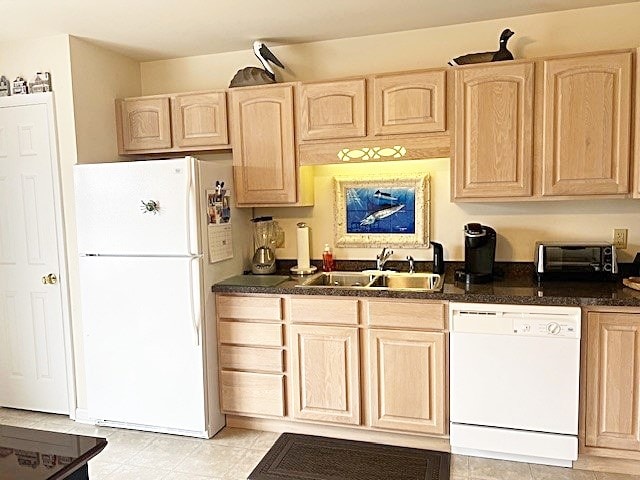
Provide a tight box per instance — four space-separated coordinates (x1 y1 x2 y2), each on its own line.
298 79 366 141
230 84 308 206
452 61 535 199
296 70 450 166
584 310 640 453
371 70 446 135
451 49 635 202
171 92 228 148
116 91 230 154
117 97 172 152
540 52 632 196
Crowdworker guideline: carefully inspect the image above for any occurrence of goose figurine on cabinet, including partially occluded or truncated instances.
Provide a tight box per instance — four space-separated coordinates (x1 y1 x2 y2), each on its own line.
448 29 515 66
229 41 285 88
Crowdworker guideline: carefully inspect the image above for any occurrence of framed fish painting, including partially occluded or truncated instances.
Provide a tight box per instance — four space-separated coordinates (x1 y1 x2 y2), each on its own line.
333 174 430 248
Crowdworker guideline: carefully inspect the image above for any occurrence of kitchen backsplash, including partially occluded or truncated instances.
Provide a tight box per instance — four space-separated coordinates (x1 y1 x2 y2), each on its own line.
255 159 639 264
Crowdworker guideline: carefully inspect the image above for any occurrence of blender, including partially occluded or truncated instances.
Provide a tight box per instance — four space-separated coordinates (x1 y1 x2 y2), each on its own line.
251 217 277 274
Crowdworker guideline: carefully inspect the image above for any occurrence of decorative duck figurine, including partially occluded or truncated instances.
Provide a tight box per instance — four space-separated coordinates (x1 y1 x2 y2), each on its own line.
448 29 515 66
229 41 285 88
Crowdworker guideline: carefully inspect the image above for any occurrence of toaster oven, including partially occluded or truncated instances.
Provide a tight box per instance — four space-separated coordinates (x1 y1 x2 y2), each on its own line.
535 242 618 282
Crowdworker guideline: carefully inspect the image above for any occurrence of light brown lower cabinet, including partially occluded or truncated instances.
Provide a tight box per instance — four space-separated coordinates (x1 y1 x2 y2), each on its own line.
216 295 286 418
368 329 446 434
290 324 360 425
216 294 450 440
585 311 640 451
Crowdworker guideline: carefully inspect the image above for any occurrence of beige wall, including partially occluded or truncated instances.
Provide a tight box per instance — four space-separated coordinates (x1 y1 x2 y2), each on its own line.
68 36 141 409
69 36 141 164
141 2 640 92
141 2 640 264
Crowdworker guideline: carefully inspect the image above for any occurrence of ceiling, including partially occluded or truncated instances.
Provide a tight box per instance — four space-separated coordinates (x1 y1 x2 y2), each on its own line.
1 0 636 61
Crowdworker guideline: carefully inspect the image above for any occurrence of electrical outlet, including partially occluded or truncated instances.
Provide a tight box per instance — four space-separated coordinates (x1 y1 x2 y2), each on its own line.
613 228 628 249
276 229 285 248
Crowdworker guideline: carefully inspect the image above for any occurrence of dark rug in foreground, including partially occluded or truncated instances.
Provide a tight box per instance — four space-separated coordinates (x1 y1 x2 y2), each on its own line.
248 433 450 480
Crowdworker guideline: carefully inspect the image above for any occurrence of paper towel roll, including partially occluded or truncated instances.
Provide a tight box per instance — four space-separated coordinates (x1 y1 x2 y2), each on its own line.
296 224 311 269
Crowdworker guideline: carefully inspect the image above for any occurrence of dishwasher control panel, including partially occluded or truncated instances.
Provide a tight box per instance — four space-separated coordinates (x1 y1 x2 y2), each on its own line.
450 303 581 339
512 318 578 337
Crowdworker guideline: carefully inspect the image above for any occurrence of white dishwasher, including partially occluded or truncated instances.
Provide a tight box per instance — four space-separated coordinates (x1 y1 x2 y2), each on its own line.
449 302 581 467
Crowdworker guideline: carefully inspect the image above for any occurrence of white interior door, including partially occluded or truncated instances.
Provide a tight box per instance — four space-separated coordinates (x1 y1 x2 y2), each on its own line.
79 256 207 433
0 98 70 414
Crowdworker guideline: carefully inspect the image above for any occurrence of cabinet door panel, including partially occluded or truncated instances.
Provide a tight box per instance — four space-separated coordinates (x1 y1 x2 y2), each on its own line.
453 62 534 199
230 85 297 205
298 79 366 141
290 324 360 425
585 312 640 450
118 97 172 151
369 330 446 434
172 92 228 148
372 70 446 135
541 52 632 196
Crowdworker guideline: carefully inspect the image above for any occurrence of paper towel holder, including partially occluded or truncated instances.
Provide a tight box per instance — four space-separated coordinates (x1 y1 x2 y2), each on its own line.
291 222 318 276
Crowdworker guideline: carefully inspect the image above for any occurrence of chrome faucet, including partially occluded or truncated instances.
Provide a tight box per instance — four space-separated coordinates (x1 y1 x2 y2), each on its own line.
406 255 415 274
376 247 394 270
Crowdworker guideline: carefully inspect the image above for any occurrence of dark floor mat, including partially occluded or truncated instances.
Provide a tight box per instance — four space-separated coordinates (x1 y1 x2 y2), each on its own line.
248 433 450 480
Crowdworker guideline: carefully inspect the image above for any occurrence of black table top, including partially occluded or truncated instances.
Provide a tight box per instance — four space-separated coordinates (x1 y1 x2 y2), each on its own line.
0 425 107 480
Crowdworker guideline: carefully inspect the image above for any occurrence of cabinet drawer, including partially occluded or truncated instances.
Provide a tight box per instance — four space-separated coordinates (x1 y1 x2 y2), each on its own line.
217 295 282 320
219 321 283 347
219 346 284 373
220 371 285 417
364 300 446 330
289 297 359 325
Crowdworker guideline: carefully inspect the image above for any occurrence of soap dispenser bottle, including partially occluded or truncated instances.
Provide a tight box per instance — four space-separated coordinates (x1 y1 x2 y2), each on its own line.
322 244 334 272
430 241 445 275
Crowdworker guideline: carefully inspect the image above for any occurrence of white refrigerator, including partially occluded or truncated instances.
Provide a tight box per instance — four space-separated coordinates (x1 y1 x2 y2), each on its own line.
74 156 250 438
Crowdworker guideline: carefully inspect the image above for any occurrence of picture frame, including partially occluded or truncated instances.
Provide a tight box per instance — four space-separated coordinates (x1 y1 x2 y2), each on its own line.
334 174 430 248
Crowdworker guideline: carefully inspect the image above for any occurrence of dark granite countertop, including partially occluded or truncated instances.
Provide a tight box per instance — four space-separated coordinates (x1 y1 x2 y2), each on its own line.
212 261 640 307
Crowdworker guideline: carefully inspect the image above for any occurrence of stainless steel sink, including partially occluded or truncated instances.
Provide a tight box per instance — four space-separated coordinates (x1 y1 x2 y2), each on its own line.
368 272 444 291
297 271 444 292
299 271 378 287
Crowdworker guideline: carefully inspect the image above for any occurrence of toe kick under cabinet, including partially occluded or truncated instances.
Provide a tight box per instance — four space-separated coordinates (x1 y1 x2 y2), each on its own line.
215 293 448 441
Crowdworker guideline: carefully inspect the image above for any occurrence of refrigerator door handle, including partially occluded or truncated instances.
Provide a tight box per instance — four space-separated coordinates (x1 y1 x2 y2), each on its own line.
188 256 202 346
186 157 198 256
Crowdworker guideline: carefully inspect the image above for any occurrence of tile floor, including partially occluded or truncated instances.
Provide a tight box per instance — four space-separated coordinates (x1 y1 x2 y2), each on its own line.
1 407 638 479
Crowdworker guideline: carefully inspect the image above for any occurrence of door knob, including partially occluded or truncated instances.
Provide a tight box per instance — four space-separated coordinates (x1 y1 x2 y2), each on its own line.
42 274 58 285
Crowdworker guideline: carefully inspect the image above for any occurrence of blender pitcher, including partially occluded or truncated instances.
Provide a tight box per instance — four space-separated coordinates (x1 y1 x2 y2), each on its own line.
251 217 277 274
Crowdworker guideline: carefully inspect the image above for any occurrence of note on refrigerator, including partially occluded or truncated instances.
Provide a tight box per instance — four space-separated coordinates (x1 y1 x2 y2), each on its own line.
208 224 233 263
206 188 233 263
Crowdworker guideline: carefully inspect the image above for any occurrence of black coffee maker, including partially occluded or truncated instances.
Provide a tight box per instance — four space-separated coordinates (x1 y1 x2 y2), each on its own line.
455 223 496 284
